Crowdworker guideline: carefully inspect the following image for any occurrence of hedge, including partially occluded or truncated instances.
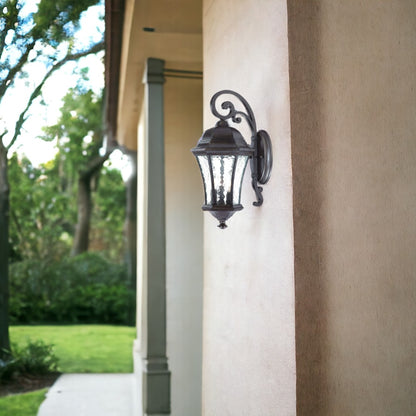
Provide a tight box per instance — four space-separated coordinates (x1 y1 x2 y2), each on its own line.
9 253 134 325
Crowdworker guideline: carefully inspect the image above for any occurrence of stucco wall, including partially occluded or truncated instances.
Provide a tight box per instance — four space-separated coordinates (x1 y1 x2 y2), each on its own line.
202 1 296 415
164 75 203 416
289 1 416 414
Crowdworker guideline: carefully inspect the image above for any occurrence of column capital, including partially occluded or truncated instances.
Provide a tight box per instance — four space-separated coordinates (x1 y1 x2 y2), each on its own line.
145 58 165 84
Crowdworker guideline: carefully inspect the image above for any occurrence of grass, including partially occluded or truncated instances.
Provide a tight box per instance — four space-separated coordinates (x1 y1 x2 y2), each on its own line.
0 325 136 416
0 388 47 416
10 325 136 373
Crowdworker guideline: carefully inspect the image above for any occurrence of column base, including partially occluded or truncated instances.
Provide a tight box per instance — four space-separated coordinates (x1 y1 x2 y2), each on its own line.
142 357 171 415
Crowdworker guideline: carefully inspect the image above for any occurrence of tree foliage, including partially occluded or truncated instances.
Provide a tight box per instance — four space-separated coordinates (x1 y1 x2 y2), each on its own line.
8 154 74 262
43 81 103 170
0 0 104 129
9 84 126 262
41 82 125 258
90 164 126 261
0 0 104 358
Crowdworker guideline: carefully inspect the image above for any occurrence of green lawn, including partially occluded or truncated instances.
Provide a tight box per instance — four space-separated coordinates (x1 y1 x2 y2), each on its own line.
10 325 136 373
0 389 47 416
0 325 136 416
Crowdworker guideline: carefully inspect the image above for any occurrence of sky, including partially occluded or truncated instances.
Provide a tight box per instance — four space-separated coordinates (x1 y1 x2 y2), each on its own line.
1 1 105 166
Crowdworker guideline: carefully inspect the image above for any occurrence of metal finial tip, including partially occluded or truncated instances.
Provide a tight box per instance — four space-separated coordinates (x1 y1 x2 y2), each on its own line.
218 222 227 229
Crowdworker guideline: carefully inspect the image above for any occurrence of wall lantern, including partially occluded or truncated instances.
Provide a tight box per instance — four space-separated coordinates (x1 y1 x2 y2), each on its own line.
191 90 273 229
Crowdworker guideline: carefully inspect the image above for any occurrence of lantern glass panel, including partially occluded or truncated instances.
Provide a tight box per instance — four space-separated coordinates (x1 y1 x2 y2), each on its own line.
211 155 235 205
232 155 249 205
196 155 213 205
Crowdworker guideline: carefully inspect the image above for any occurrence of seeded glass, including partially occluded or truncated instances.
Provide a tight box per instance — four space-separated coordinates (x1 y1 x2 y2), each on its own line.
197 155 213 204
232 155 249 204
211 155 235 205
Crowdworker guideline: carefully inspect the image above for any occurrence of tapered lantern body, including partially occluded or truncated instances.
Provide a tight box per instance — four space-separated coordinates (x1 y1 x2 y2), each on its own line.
192 121 253 228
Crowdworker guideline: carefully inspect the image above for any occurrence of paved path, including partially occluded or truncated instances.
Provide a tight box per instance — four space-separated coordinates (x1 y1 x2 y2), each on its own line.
37 374 136 416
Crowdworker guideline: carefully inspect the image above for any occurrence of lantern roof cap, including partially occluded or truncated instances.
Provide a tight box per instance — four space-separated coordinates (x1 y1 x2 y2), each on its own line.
191 121 253 156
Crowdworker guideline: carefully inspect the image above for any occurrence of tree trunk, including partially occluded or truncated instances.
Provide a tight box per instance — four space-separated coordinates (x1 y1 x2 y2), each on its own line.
0 141 11 358
125 151 137 325
71 154 109 257
71 174 92 256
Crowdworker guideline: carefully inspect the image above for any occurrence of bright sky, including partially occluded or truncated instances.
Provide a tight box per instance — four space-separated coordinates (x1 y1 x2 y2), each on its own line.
1 1 105 166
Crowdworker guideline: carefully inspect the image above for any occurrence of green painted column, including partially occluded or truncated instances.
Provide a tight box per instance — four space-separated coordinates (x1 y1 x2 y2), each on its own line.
142 57 170 415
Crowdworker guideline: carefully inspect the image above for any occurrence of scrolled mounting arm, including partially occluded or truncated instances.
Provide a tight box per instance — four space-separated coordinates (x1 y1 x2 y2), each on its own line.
210 90 257 136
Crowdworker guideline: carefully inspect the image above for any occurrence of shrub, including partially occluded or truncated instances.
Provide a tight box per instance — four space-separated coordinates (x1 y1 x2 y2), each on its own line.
14 340 59 375
9 253 133 325
0 340 58 382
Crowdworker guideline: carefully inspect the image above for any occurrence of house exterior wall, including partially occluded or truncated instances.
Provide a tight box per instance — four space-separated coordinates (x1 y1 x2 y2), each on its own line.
164 75 203 416
202 1 296 415
125 1 416 415
289 1 416 414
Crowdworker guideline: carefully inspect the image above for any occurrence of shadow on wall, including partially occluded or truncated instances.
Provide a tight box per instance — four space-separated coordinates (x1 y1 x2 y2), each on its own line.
287 1 328 414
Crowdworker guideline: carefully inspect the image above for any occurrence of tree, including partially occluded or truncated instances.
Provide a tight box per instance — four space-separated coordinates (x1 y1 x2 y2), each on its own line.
8 154 75 262
0 0 104 358
90 163 126 262
123 150 137 324
42 83 112 256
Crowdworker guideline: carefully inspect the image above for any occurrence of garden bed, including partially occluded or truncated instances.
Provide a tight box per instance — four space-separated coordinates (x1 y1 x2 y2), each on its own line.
0 372 59 397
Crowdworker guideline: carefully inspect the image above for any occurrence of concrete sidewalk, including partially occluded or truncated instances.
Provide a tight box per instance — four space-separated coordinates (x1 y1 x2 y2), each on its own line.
37 374 136 416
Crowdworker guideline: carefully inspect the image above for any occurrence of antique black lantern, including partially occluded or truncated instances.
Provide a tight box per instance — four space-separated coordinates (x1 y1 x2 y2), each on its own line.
192 90 273 229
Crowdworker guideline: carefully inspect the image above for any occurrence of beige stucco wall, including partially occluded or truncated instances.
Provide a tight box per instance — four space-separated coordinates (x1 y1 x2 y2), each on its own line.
202 1 296 415
289 1 416 414
164 75 203 416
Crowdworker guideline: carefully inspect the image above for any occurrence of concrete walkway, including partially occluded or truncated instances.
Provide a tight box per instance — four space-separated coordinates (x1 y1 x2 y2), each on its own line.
37 374 136 416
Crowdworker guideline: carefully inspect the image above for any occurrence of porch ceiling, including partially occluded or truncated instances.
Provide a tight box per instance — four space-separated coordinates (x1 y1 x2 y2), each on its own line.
116 0 203 150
